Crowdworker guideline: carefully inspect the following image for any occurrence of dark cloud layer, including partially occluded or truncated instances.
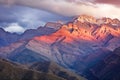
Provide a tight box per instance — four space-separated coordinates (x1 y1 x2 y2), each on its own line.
0 0 120 33
0 0 120 18
95 0 120 5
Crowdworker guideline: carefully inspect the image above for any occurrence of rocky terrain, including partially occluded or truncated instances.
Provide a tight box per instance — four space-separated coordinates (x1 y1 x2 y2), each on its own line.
0 58 65 80
0 15 120 80
0 58 86 80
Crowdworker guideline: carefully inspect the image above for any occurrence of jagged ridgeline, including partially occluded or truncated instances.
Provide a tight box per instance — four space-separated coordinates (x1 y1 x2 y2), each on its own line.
0 15 120 80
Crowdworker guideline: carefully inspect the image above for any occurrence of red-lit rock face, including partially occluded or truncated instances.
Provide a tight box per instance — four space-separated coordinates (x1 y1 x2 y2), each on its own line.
34 15 120 44
2 15 120 74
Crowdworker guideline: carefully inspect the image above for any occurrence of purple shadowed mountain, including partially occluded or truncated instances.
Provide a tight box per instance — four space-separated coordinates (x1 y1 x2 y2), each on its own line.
0 15 120 80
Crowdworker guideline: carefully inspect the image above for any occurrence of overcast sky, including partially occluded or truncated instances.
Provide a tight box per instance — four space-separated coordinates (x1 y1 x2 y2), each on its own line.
0 0 120 33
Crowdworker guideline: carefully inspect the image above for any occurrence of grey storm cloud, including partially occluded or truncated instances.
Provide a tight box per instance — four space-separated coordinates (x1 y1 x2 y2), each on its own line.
0 0 120 19
65 0 120 5
1 0 120 33
94 0 120 6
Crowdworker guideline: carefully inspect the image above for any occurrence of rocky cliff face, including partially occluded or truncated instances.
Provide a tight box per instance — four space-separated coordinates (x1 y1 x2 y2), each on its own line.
24 15 120 79
1 15 120 48
25 15 120 66
0 15 120 80
45 22 62 30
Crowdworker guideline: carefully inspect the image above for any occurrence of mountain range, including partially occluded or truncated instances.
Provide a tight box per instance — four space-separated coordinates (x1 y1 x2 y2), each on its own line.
0 15 120 80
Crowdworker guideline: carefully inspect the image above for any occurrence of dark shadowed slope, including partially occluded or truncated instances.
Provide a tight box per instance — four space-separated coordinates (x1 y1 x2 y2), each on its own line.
29 61 86 80
0 58 65 80
0 58 86 80
89 47 120 80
